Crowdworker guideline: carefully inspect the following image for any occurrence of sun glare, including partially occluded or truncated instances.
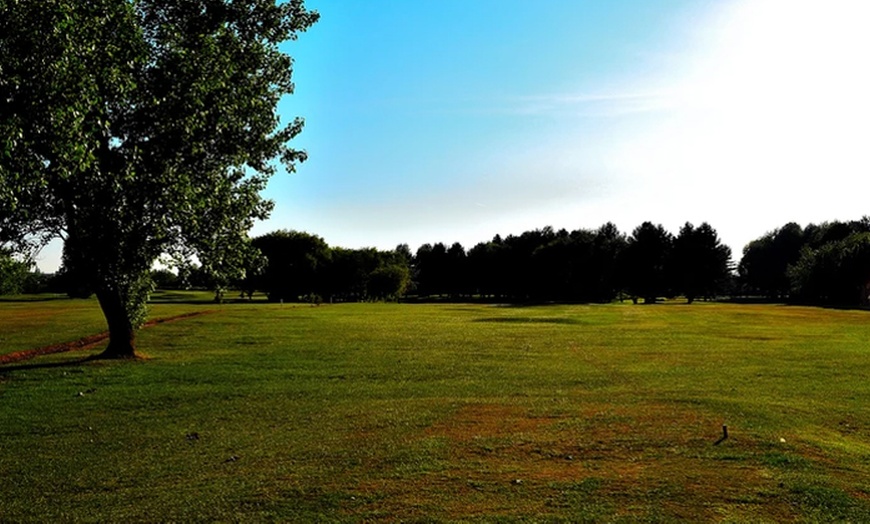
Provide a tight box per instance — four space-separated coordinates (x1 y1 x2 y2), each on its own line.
610 0 870 240
693 0 870 165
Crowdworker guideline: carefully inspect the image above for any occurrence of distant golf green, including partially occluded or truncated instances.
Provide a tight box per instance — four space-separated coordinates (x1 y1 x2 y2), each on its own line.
2 297 869 522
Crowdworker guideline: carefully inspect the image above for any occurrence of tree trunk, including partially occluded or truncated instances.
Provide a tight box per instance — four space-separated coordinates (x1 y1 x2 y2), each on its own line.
96 289 137 359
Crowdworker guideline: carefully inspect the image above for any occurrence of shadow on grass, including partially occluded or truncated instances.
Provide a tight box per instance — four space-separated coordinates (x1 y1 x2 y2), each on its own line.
148 296 268 306
148 299 221 305
0 355 100 374
0 295 77 303
723 296 870 312
473 317 582 325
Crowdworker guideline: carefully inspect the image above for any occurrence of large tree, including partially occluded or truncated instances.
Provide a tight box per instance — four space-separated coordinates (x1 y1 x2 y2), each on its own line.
0 1 318 358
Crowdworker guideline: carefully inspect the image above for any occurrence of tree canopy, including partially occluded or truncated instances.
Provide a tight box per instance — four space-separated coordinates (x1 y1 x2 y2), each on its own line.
248 231 411 303
385 221 729 304
0 0 318 357
739 219 870 306
621 222 673 304
0 249 31 295
672 222 732 304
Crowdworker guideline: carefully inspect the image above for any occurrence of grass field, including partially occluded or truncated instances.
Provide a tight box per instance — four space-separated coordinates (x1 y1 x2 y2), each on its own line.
2 297 870 522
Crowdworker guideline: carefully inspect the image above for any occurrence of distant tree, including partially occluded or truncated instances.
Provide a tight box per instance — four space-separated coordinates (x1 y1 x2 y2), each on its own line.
621 222 673 304
503 227 558 299
0 250 32 295
801 219 870 250
589 222 627 302
252 230 331 302
231 247 267 300
532 229 583 301
789 232 870 306
445 242 469 297
392 244 416 295
151 269 180 290
0 1 319 357
467 239 507 299
20 270 51 295
415 243 450 297
395 244 414 266
321 248 351 300
324 247 389 301
367 264 411 301
738 223 804 298
671 222 732 303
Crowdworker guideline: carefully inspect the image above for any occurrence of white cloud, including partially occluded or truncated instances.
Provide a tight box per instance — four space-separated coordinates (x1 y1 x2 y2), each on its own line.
501 90 679 117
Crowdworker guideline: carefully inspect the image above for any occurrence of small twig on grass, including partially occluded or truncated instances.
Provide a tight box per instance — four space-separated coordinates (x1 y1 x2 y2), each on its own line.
714 424 729 445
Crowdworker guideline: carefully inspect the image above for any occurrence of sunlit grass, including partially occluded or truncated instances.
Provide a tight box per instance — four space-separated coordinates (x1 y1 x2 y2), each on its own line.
2 299 870 521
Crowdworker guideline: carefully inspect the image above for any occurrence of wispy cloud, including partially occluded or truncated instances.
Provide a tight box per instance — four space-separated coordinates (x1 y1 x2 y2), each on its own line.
497 89 679 118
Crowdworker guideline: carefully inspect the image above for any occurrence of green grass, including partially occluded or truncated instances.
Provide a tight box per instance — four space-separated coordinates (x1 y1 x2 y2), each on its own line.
0 290 217 356
2 298 870 521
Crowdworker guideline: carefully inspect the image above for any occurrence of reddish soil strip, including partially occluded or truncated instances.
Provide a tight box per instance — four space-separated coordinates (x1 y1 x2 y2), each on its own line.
343 402 797 521
0 310 213 365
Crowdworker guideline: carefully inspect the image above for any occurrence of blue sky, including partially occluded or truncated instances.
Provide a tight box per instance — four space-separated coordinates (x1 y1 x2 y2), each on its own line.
34 0 870 271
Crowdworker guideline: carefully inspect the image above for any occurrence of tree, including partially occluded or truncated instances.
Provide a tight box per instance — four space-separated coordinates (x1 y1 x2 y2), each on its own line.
503 227 558 299
800 219 870 251
671 222 732 303
50 259 96 299
789 232 870 306
151 269 181 290
367 264 411 301
590 222 627 302
467 238 507 299
738 223 804 298
414 243 449 297
0 1 318 357
252 230 330 302
444 242 469 297
532 230 582 301
0 249 31 295
620 222 673 304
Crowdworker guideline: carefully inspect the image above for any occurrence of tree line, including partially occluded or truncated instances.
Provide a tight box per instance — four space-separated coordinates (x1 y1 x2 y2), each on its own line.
212 221 734 304
412 222 731 304
238 218 870 307
738 218 870 306
7 217 870 308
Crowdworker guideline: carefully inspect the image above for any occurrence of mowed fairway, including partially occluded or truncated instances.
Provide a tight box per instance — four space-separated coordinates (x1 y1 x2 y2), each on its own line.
2 299 870 522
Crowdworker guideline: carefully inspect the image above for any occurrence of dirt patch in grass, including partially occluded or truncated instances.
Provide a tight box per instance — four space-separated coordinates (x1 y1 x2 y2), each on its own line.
0 311 213 365
424 403 554 444
346 401 798 521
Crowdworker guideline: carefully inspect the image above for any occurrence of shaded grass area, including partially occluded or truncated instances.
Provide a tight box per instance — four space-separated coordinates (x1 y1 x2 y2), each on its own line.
1 300 870 521
0 291 220 356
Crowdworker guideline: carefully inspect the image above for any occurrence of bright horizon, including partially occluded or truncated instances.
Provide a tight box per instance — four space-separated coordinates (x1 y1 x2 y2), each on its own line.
35 0 870 272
